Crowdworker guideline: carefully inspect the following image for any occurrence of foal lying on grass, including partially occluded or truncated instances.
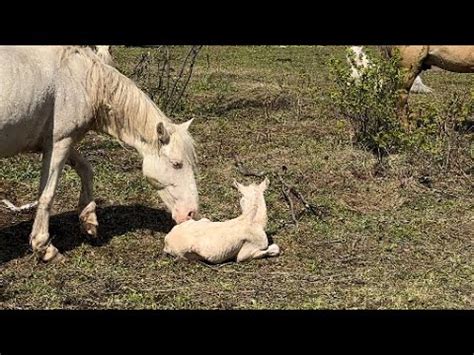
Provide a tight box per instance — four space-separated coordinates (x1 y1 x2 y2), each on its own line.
163 178 280 264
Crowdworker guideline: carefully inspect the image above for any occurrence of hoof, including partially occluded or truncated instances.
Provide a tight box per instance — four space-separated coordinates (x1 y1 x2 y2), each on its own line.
82 222 98 238
79 202 98 238
49 252 66 264
38 244 63 263
267 244 280 257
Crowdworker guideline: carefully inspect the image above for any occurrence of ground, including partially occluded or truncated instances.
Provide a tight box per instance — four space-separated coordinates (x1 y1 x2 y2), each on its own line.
0 46 472 309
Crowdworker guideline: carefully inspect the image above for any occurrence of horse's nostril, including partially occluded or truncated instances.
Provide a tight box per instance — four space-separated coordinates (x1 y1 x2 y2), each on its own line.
188 210 196 219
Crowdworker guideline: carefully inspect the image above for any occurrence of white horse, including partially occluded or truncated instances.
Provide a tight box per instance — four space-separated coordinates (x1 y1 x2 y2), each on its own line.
164 178 280 264
1 45 114 212
348 46 433 94
0 46 198 262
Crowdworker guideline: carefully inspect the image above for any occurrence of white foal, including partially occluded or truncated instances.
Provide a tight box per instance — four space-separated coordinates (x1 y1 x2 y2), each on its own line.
163 177 280 264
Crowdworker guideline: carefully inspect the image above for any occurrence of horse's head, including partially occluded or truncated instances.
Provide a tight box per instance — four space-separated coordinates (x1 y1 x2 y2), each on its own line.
142 118 198 224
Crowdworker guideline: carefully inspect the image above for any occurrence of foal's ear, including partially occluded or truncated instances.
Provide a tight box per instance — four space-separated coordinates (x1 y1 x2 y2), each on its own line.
180 117 195 131
233 179 244 191
260 177 270 191
157 122 170 145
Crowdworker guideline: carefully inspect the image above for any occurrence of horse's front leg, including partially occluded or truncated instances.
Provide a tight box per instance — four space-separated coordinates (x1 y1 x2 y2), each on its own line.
30 138 73 262
67 148 98 238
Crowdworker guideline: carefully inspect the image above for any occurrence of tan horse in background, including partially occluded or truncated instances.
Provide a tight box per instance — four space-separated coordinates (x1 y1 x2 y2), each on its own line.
348 46 433 94
380 45 474 125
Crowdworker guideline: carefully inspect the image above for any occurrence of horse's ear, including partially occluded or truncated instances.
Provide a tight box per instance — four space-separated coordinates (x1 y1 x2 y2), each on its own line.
260 177 269 191
180 117 194 131
157 122 170 145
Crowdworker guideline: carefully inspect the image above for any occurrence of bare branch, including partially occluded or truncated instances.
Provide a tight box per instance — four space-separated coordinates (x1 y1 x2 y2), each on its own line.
278 174 298 227
170 46 203 114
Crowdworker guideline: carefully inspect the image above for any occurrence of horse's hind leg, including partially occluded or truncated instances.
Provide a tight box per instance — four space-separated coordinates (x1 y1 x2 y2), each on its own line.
30 138 73 262
67 148 98 238
396 46 429 127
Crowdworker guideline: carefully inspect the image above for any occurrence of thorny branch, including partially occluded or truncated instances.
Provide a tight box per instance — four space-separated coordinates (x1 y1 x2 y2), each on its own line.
129 46 203 115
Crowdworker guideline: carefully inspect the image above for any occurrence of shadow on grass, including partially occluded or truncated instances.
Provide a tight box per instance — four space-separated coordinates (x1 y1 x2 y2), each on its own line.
0 204 174 264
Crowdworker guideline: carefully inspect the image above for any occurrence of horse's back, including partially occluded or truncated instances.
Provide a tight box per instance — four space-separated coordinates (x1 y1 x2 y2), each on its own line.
0 47 67 156
427 46 474 72
0 46 61 112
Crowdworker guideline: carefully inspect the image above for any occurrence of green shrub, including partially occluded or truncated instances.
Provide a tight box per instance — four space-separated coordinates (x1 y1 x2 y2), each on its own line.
329 47 473 175
329 48 404 158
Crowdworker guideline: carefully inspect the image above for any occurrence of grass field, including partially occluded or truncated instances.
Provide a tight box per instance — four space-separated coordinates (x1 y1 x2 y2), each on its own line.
0 46 472 309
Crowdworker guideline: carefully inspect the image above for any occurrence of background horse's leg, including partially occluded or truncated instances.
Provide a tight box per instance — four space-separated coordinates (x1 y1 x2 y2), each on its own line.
67 149 98 237
30 138 73 262
395 46 430 128
398 70 422 128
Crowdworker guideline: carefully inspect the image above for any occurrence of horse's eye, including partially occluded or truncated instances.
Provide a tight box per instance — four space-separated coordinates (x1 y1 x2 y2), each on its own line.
171 160 183 169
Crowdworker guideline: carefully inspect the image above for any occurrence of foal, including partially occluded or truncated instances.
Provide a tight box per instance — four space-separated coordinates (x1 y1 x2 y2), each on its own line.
163 178 280 264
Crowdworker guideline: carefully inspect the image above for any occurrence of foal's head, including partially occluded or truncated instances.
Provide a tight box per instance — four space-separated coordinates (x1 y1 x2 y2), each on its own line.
233 177 269 219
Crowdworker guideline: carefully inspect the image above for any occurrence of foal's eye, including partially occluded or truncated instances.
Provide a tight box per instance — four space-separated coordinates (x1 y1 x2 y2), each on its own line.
171 160 183 169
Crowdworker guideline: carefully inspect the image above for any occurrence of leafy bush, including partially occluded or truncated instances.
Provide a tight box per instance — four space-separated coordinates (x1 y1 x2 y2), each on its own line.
329 47 473 175
329 47 404 158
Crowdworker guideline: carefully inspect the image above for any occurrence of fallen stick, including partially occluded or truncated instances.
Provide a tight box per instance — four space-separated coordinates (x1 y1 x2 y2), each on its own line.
278 174 298 227
1 199 38 212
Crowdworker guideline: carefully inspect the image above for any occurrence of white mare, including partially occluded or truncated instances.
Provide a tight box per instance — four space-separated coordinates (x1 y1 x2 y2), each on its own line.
0 46 198 261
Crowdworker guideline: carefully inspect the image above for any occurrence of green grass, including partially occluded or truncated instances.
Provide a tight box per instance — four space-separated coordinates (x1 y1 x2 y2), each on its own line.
0 46 472 309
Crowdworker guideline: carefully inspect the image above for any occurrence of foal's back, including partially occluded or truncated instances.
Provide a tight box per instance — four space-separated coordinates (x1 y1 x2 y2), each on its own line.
164 217 266 263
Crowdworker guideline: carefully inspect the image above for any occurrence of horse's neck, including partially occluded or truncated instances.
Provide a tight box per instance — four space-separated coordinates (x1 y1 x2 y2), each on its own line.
240 196 267 228
93 69 166 155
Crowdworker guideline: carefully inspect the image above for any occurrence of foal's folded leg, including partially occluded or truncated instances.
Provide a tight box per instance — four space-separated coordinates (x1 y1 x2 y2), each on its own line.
236 242 280 262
